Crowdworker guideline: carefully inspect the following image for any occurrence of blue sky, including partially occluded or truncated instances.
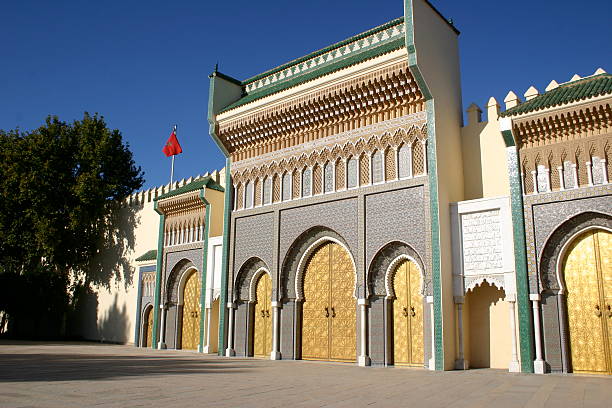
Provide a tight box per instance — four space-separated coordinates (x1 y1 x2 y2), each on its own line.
2 1 610 190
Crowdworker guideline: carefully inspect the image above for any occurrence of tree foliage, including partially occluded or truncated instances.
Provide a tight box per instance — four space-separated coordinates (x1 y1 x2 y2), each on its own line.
0 113 144 337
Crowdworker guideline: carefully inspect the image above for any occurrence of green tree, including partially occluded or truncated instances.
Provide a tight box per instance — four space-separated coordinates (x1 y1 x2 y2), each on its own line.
0 113 143 337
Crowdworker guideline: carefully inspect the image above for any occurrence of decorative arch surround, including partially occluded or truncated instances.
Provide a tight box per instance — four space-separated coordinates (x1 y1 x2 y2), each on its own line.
280 226 355 300
539 212 612 293
384 254 426 299
140 303 154 347
367 241 429 297
165 259 196 304
294 237 357 301
464 278 505 293
177 266 199 306
234 257 271 302
248 267 272 303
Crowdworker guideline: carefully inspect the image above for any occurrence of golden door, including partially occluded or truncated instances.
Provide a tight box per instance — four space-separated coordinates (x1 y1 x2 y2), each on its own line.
565 229 612 374
393 259 423 366
253 273 272 357
302 242 356 361
145 308 153 348
181 271 201 350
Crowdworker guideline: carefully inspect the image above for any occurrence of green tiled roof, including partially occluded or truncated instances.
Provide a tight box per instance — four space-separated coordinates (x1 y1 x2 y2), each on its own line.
501 73 612 117
155 176 224 201
218 17 408 113
135 249 157 262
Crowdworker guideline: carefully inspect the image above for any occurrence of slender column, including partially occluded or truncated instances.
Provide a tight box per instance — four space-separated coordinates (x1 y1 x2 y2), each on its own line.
358 298 370 366
454 296 467 369
586 161 594 186
343 158 348 190
394 147 399 181
368 154 373 186
531 170 538 194
225 302 236 357
571 164 579 188
557 166 565 190
507 294 520 372
202 306 212 353
427 296 435 370
531 294 546 374
544 168 551 192
270 301 282 360
158 304 167 349
602 159 609 184
421 140 428 174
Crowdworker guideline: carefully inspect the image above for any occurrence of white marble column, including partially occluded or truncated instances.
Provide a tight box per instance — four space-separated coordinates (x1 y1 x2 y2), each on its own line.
602 159 609 184
427 296 435 370
358 298 370 366
454 296 467 370
158 303 167 349
202 306 212 353
571 164 579 188
507 294 520 372
270 301 282 360
586 161 594 186
531 294 546 374
557 166 565 190
225 302 236 357
531 170 538 194
421 140 428 174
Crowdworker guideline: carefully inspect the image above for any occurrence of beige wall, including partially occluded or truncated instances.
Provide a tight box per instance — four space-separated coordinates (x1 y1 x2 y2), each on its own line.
411 0 464 369
72 198 159 345
464 283 512 369
461 99 510 200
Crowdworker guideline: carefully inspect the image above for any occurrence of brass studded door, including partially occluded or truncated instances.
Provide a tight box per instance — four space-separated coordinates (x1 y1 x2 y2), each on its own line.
564 229 612 374
253 273 273 357
181 271 201 350
393 259 423 366
302 242 356 361
144 308 153 348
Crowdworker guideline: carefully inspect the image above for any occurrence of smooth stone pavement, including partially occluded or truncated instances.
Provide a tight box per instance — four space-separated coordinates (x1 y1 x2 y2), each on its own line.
0 341 610 408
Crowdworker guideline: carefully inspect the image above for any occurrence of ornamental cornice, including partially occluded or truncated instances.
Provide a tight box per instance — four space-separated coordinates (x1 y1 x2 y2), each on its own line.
513 99 611 150
231 113 427 183
157 191 204 216
218 61 423 162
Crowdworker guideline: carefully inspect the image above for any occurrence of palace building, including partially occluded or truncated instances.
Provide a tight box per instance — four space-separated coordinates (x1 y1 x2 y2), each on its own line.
79 0 610 375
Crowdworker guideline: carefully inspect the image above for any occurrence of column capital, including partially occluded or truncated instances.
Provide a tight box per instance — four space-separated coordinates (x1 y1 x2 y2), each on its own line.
357 298 369 306
505 293 517 302
271 301 282 308
226 301 236 309
453 296 465 304
426 295 434 304
529 294 541 302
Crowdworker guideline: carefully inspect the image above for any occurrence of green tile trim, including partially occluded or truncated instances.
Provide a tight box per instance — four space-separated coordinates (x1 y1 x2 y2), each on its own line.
500 73 611 117
502 129 535 373
221 38 405 113
151 209 165 349
217 157 232 355
404 0 441 370
155 176 224 201
198 191 211 352
241 17 404 86
135 249 157 262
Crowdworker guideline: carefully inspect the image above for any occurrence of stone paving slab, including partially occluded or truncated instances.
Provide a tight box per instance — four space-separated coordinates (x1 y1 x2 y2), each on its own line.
0 341 610 408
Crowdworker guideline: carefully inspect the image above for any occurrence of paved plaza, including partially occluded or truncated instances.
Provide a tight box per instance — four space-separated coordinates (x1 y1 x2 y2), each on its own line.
0 342 610 408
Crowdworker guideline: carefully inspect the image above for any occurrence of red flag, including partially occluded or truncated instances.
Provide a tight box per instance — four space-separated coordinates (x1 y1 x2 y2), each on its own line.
162 127 182 157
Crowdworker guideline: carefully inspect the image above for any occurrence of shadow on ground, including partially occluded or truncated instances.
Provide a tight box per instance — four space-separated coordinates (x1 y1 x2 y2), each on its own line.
0 352 254 382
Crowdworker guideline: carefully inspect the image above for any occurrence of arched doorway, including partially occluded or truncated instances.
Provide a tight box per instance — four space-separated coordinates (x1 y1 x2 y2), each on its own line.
302 242 356 361
464 282 511 369
563 229 611 374
180 270 201 350
253 272 272 357
392 259 423 366
142 306 153 348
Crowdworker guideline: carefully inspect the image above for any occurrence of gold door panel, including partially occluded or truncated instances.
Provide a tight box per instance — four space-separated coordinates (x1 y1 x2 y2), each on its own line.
145 308 153 348
253 273 272 357
598 230 612 374
393 259 423 366
181 271 201 350
302 244 331 360
330 243 356 361
302 242 356 361
564 230 609 374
